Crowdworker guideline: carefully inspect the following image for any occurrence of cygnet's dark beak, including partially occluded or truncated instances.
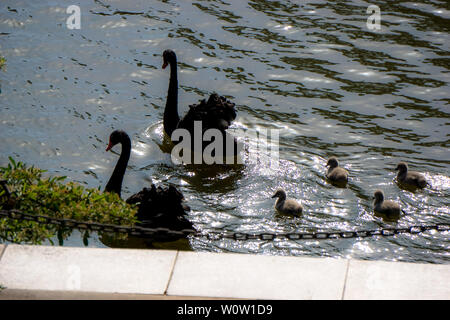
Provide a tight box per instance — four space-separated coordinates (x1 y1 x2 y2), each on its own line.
162 61 168 69
271 194 277 198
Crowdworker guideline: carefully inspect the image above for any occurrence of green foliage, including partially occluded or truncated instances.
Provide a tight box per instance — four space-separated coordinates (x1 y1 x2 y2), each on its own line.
0 56 5 71
0 157 137 245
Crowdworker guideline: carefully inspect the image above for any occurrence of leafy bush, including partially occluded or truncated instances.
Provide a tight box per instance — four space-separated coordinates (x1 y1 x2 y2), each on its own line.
0 56 5 71
0 157 137 244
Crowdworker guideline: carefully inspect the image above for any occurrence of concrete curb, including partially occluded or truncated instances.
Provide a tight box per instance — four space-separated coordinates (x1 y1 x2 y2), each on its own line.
0 244 449 300
0 288 233 300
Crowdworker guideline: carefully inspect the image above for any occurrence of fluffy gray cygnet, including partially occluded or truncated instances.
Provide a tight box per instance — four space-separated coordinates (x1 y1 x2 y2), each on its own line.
396 162 427 189
326 157 348 185
373 189 401 218
272 188 303 215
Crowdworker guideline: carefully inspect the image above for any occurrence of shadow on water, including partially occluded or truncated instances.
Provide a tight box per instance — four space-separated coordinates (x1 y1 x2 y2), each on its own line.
100 233 193 251
182 164 244 193
152 126 245 194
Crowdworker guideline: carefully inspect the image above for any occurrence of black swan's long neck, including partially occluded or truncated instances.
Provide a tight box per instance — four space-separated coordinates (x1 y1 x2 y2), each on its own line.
163 58 180 137
105 136 131 197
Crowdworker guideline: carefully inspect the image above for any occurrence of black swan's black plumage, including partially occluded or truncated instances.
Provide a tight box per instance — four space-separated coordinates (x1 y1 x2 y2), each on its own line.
104 130 193 233
162 49 237 139
177 93 237 134
126 184 192 230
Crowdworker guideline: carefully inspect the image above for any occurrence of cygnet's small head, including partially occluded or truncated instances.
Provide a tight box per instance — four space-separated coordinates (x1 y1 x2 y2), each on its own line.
373 189 385 203
162 49 176 69
106 130 127 152
326 157 339 168
395 162 408 173
272 188 286 199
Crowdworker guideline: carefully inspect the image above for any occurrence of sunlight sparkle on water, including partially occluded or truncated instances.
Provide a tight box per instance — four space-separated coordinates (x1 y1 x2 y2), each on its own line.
131 142 147 157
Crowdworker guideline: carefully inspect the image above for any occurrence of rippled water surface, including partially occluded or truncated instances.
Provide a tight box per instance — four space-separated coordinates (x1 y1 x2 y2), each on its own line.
0 0 449 263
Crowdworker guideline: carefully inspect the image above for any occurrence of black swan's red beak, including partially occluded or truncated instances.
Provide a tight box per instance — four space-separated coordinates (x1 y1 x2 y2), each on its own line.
162 61 168 69
106 141 113 152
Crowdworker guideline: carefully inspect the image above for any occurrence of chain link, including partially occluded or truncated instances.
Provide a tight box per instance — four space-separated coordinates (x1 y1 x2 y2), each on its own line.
1 209 449 241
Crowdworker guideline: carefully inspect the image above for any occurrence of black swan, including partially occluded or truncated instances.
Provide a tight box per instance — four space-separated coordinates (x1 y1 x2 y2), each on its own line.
326 157 348 186
104 130 193 233
395 162 427 189
271 188 303 215
162 49 239 162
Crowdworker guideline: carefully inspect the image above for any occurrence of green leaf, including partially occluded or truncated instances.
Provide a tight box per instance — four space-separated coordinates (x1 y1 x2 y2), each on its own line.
83 231 89 246
8 156 16 169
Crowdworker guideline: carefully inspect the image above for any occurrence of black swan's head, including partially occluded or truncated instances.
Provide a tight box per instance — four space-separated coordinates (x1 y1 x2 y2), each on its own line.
326 157 339 168
106 130 128 152
162 49 177 69
395 162 408 173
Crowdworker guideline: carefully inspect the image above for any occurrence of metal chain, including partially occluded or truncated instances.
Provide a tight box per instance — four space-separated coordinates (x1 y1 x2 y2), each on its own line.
1 209 449 241
0 209 194 238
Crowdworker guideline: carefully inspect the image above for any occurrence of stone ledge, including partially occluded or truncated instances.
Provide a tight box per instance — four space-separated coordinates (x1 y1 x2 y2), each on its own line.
167 251 348 299
344 259 450 299
0 244 177 295
0 244 448 300
0 288 232 300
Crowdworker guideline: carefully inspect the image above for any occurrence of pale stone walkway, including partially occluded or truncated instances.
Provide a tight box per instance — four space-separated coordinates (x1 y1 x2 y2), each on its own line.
0 244 448 299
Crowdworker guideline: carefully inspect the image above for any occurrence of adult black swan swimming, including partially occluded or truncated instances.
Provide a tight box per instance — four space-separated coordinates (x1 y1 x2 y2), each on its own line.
162 49 239 163
104 130 193 234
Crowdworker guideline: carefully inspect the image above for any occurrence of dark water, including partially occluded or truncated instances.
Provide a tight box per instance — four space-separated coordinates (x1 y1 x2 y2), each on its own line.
0 0 449 263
